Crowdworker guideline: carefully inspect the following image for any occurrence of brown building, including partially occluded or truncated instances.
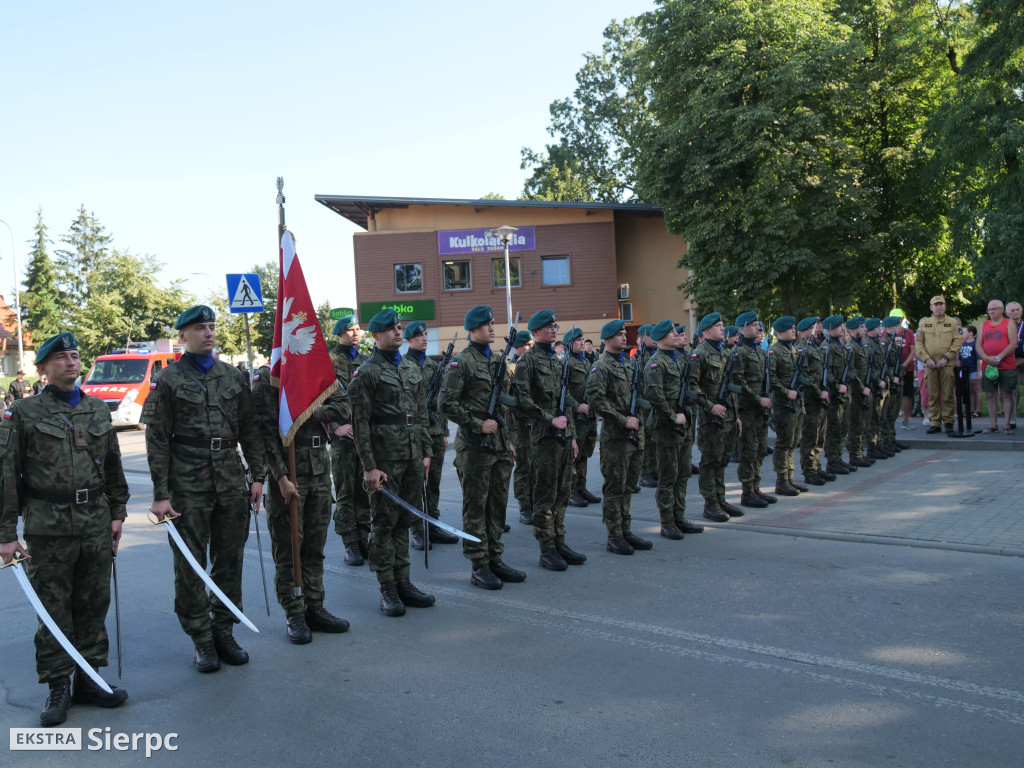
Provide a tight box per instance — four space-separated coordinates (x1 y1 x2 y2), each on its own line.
315 195 695 348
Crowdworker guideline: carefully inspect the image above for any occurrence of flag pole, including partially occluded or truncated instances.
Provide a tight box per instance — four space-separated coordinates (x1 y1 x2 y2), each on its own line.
277 176 303 597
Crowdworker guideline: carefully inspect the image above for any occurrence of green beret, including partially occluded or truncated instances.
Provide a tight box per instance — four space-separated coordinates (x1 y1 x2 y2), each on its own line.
403 320 427 339
796 317 817 332
600 319 625 339
772 316 796 333
332 314 356 335
637 325 651 337
821 315 844 330
462 305 493 330
724 325 739 338
864 318 881 331
675 325 686 334
513 330 533 347
527 309 556 332
697 312 722 334
367 308 400 332
174 304 216 330
650 319 675 341
562 327 583 345
846 315 864 330
735 311 758 327
34 332 78 365
881 316 902 328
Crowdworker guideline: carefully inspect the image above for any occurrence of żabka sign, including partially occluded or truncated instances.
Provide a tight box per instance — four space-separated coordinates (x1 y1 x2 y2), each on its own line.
438 227 536 255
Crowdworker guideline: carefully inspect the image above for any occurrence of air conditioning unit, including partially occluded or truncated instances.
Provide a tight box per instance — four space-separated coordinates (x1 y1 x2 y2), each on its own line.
620 302 633 322
618 283 630 300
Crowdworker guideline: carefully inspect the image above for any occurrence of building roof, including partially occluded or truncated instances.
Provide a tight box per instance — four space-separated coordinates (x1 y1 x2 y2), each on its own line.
314 194 662 231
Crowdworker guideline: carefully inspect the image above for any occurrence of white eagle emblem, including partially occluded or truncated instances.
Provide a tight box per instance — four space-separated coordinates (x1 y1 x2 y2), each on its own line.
280 297 317 357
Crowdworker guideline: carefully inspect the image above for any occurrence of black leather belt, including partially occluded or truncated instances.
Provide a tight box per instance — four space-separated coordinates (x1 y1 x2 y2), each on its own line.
294 434 327 448
172 435 238 450
370 415 419 427
26 484 105 505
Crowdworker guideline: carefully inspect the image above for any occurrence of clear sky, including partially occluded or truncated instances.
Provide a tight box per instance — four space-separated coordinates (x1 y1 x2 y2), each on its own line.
0 0 655 316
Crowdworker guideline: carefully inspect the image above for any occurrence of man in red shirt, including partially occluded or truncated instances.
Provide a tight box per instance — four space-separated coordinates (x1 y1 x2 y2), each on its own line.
978 300 1019 434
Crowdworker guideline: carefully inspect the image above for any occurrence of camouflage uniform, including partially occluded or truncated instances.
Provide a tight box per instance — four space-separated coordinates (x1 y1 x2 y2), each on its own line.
141 355 266 643
252 366 345 616
438 343 512 564
0 388 129 683
824 336 850 467
797 337 826 476
734 338 770 494
568 351 598 495
400 351 448 521
769 340 801 484
507 352 534 518
643 348 696 526
845 337 871 460
881 334 904 445
349 349 432 584
688 340 741 503
587 350 639 535
513 342 577 553
866 336 888 452
329 344 370 547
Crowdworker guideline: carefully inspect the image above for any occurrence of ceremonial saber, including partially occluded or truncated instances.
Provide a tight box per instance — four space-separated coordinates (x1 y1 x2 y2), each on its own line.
111 546 123 679
364 482 481 543
252 500 271 615
422 485 430 569
3 555 113 693
149 514 260 633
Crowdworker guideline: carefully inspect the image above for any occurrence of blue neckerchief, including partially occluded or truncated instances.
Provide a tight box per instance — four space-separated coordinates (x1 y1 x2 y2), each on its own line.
716 341 724 351
339 344 358 361
744 336 758 348
414 350 426 365
45 385 83 407
183 351 215 374
536 342 554 357
377 348 401 366
470 340 491 359
576 352 586 362
783 340 794 349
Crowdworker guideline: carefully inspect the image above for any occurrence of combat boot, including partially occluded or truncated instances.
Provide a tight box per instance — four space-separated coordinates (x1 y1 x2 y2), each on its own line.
803 472 826 486
638 473 659 488
719 498 745 517
379 581 406 617
343 542 364 566
774 479 800 497
840 460 858 472
305 605 350 633
567 492 588 507
518 508 534 525
555 540 587 565
471 563 503 590
429 525 459 544
286 613 313 644
606 535 634 555
827 463 850 475
396 578 436 607
193 640 220 673
740 488 768 508
754 486 777 504
40 677 71 727
623 530 653 550
788 475 809 492
702 499 729 522
677 518 704 534
213 632 249 666
850 456 872 468
579 488 602 503
660 522 684 540
410 528 430 551
539 548 568 571
72 671 128 708
490 559 527 582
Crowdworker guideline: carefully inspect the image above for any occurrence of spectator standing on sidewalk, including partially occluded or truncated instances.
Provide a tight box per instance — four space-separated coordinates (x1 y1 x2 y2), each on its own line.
978 300 1018 434
915 295 962 434
1006 301 1022 429
958 326 982 417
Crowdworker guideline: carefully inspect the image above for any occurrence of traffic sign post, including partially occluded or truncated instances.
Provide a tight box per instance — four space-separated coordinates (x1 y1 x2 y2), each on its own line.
225 274 264 385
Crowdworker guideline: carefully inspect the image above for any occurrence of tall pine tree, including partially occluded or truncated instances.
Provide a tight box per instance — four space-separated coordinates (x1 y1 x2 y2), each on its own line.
22 209 63 339
53 205 113 316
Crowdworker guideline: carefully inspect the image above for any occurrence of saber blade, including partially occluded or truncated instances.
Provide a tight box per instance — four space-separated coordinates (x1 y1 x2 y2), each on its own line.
112 552 123 679
252 505 271 616
374 485 481 543
156 518 260 633
5 558 113 693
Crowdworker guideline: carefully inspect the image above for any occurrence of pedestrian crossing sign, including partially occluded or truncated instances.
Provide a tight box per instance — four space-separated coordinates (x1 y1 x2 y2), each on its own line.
226 274 264 313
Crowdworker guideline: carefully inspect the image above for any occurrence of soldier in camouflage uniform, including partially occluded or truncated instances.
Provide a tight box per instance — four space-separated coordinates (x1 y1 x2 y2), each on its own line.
796 317 828 486
328 315 371 566
252 365 350 644
863 319 893 460
439 305 526 590
507 331 534 525
1 332 130 726
642 319 704 541
734 312 776 507
143 305 267 673
768 317 803 497
349 309 435 616
880 316 908 452
513 309 585 571
688 313 745 522
822 315 854 477
844 317 874 467
587 320 651 551
564 329 600 508
400 321 459 550
637 326 660 488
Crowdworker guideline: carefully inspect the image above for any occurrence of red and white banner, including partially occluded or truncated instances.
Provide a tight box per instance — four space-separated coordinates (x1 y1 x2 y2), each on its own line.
269 230 338 445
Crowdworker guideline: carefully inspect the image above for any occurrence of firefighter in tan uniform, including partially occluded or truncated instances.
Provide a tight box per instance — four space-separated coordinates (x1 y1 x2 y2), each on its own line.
915 295 963 433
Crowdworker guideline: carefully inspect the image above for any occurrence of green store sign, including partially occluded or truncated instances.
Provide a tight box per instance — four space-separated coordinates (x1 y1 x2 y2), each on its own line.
358 299 436 322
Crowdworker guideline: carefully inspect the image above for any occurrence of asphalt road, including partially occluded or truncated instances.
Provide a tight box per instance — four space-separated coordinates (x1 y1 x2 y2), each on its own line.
2 431 1022 767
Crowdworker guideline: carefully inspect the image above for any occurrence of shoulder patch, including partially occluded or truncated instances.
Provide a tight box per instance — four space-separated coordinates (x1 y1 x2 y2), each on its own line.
352 370 360 377
450 361 459 367
3 409 12 419
649 362 658 368
590 365 598 373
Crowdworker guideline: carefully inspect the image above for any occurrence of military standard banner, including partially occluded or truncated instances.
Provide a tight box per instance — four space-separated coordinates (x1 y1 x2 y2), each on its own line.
269 231 339 445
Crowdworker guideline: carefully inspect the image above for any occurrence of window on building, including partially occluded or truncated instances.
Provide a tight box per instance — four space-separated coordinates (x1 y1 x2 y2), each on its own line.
620 302 633 322
492 257 521 289
443 260 472 291
394 263 423 293
541 256 570 286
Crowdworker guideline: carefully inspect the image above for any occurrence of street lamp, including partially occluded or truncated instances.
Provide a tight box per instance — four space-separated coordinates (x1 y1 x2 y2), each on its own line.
485 225 518 327
0 218 25 373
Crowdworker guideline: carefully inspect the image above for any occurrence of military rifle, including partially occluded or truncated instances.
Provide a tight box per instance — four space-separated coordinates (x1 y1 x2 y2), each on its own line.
480 313 519 453
710 349 740 428
820 336 831 410
625 342 649 446
553 336 572 443
785 347 806 413
876 340 891 395
763 349 773 418
862 344 876 408
425 332 458 426
673 353 696 435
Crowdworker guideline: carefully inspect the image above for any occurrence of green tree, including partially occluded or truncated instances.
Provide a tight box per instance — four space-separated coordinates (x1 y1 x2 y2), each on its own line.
21 210 63 340
248 261 279 357
53 206 113 314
